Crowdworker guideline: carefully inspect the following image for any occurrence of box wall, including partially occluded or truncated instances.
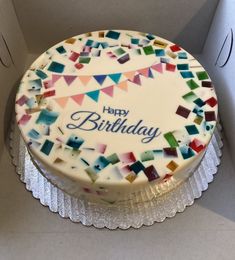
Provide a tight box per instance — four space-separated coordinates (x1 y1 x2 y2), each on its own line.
201 0 235 165
0 0 28 156
12 0 219 54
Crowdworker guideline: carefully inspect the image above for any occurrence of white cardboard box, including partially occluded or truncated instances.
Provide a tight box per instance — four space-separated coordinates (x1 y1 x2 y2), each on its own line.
1 1 235 259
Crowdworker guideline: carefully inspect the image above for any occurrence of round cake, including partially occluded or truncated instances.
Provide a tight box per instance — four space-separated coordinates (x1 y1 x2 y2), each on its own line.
15 30 218 203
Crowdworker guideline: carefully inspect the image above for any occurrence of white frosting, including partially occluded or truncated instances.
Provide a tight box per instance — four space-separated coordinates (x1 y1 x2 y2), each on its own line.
15 30 218 202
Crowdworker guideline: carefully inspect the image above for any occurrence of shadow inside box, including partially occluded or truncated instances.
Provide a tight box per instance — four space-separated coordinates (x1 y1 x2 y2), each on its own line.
3 78 21 153
195 136 235 222
174 0 219 54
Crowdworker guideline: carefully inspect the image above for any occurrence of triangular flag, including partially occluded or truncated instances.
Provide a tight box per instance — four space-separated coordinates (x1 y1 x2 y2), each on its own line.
101 85 114 97
148 68 154 78
71 94 84 105
117 81 128 91
129 74 141 85
108 73 121 84
55 97 68 108
63 75 77 86
151 63 163 73
79 75 92 86
86 90 100 102
52 74 62 84
93 75 107 85
138 67 149 77
123 71 136 81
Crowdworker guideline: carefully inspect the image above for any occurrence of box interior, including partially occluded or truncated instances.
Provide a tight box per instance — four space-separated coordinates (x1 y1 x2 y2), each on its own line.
1 1 235 258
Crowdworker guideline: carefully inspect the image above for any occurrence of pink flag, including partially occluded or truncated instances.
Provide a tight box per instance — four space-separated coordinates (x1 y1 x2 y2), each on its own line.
71 94 84 105
151 63 163 73
101 85 114 97
96 143 107 154
63 75 77 86
123 71 136 81
117 81 128 91
79 75 92 86
129 74 141 85
55 97 69 108
138 67 149 77
52 74 62 84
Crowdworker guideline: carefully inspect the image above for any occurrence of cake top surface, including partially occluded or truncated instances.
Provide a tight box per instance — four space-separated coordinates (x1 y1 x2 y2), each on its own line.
15 30 218 186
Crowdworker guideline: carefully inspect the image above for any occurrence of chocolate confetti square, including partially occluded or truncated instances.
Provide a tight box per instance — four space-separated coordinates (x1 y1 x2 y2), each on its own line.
144 165 160 182
202 81 213 88
205 111 216 121
163 148 178 157
176 105 191 118
117 54 130 64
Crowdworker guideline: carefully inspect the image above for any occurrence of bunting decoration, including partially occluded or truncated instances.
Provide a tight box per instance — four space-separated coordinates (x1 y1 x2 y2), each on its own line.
51 64 160 107
86 90 100 102
54 97 68 108
101 85 114 97
70 94 84 105
93 75 107 85
79 75 92 86
63 75 77 86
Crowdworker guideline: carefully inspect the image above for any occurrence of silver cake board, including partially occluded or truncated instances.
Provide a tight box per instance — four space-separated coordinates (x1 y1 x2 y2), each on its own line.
9 121 223 229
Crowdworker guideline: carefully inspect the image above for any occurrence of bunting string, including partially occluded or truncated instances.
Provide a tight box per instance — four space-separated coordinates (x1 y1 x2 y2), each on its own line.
46 62 168 107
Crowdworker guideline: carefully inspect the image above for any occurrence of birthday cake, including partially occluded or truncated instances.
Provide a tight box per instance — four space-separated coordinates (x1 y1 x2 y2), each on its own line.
15 30 218 203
